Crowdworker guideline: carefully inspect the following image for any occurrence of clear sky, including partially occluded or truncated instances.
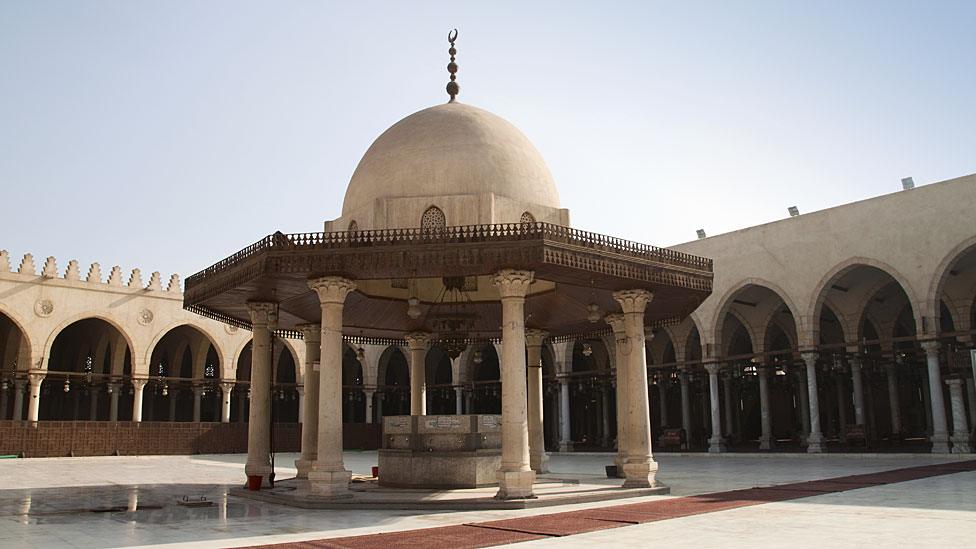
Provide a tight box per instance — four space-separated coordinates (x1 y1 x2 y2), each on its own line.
1 1 974 281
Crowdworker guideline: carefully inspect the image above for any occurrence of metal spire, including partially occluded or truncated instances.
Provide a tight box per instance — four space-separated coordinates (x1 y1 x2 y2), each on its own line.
446 29 459 102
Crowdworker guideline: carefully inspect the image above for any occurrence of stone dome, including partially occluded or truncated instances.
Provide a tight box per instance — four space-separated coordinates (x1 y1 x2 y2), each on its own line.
341 102 560 217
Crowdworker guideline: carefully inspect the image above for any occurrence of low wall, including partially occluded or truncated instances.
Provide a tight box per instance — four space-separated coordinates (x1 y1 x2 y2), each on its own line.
0 421 381 458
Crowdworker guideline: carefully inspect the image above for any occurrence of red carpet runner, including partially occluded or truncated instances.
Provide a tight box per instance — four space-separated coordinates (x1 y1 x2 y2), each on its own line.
249 460 976 548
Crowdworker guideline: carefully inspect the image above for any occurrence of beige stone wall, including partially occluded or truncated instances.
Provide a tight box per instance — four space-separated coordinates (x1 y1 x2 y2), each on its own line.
325 192 570 232
665 173 976 357
0 254 304 383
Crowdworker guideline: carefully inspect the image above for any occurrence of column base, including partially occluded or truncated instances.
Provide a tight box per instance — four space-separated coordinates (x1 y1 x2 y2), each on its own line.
613 452 628 476
306 468 353 498
495 469 536 500
708 437 727 453
949 436 971 454
930 432 950 454
759 436 773 450
294 455 317 479
530 453 550 474
558 440 574 452
622 459 659 488
244 463 273 488
806 433 825 453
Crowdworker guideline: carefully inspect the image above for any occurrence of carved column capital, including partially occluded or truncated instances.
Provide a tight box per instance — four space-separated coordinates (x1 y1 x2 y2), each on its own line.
604 313 626 335
612 289 653 315
220 382 235 393
493 269 534 299
800 351 818 366
525 329 549 349
704 363 722 376
247 301 279 329
308 276 356 304
920 340 940 356
404 332 434 350
28 373 45 385
131 379 148 390
297 323 322 343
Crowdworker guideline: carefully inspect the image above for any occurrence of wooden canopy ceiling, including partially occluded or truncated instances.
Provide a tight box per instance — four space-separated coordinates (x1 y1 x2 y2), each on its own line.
184 223 713 342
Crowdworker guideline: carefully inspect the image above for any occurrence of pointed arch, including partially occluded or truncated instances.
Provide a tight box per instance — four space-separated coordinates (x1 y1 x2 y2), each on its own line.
806 257 920 337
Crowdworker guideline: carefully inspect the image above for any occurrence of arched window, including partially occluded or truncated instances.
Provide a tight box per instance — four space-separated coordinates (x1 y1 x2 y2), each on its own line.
421 206 446 230
520 211 536 225
347 220 359 233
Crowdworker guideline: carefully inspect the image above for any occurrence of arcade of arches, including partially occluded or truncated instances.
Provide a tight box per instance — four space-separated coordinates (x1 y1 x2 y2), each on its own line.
2 239 975 457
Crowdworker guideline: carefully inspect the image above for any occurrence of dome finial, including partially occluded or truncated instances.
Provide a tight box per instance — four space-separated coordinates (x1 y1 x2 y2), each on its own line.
446 29 459 102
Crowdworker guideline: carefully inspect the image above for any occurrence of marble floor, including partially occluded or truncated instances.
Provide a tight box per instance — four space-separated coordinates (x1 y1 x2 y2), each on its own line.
0 451 972 548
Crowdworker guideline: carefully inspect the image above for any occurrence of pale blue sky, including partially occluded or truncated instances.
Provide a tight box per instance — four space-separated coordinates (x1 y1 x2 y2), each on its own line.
1 1 974 280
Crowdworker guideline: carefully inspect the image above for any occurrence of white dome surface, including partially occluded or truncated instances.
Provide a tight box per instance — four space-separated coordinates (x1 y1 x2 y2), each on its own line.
342 102 560 217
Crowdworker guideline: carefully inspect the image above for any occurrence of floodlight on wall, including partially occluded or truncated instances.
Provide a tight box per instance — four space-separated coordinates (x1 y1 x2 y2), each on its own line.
788 206 799 217
696 229 706 239
901 177 915 190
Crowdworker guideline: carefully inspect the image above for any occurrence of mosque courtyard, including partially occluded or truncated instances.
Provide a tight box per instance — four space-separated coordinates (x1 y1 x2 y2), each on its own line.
1 452 973 548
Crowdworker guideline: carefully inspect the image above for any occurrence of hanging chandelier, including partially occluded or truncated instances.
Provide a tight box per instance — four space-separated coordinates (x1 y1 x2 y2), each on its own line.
425 276 479 360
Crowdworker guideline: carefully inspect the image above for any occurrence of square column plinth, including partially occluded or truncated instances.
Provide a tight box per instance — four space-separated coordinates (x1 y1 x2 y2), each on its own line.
307 468 353 498
495 470 536 499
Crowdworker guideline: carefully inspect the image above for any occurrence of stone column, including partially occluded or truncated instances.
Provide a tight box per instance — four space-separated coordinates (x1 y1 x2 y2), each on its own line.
659 378 670 430
192 386 203 422
493 269 535 499
679 368 691 448
220 383 234 423
525 328 549 474
705 363 726 452
0 385 7 420
27 374 44 422
600 387 611 447
558 376 573 452
89 389 99 420
12 380 26 421
244 302 277 486
296 387 305 424
307 276 356 497
454 387 463 415
802 352 825 453
405 333 432 416
835 376 848 433
795 370 810 441
850 356 866 426
921 370 934 434
613 289 658 488
722 372 734 440
606 313 629 472
884 364 901 436
758 366 773 450
364 389 374 424
108 384 120 422
921 341 950 453
945 379 971 453
131 380 147 422
966 378 976 429
295 323 321 478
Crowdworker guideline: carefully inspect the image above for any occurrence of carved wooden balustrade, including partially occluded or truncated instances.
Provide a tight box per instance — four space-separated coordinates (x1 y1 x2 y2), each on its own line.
187 222 713 287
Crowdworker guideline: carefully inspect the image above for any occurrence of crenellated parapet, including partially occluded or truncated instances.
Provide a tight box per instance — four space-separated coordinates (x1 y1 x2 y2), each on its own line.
0 249 184 294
